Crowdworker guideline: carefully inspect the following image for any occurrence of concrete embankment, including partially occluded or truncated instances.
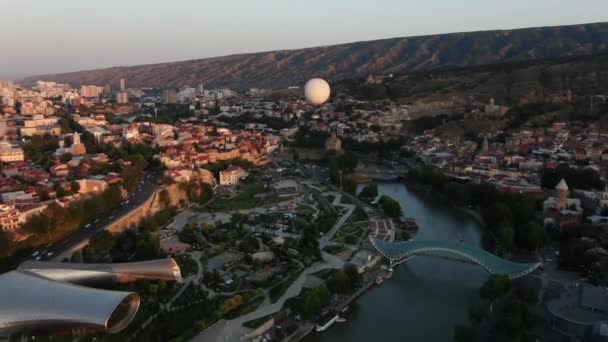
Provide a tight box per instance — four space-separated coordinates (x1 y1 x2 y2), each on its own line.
53 184 188 261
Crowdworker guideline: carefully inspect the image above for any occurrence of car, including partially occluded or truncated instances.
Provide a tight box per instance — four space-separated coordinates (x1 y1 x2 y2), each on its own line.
94 219 100 223
85 224 91 228
35 256 42 261
32 251 40 257
46 252 54 257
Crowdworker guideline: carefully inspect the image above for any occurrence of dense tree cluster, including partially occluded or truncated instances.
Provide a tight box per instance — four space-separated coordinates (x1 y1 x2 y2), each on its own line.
358 183 378 200
80 207 176 263
378 195 402 218
479 274 511 302
22 134 60 169
455 274 538 341
134 104 194 125
202 158 255 177
409 167 545 252
541 164 605 191
326 266 362 295
291 127 330 149
291 285 331 320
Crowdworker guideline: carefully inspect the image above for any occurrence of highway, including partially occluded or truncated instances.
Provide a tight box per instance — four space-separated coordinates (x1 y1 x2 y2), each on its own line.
30 170 160 262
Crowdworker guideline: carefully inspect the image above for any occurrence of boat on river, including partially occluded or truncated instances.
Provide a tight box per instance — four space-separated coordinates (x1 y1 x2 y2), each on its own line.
375 276 384 285
316 310 339 332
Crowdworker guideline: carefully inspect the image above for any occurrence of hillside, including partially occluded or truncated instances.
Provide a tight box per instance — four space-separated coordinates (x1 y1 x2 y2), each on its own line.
23 22 608 90
341 53 608 106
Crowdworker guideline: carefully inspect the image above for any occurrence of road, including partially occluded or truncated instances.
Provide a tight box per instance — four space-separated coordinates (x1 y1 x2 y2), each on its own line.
29 170 159 262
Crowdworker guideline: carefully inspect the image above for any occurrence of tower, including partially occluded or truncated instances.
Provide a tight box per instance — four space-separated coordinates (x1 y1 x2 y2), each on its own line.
119 78 126 92
482 137 489 153
555 178 569 210
73 132 81 145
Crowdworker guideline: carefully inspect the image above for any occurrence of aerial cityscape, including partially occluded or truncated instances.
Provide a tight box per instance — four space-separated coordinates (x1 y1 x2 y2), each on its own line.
2 1 608 341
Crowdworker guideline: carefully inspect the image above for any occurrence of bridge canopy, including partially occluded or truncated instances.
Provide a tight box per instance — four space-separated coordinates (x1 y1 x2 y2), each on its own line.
371 238 541 279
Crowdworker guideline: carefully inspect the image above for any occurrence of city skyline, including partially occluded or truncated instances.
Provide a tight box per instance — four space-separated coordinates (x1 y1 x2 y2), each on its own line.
1 0 608 79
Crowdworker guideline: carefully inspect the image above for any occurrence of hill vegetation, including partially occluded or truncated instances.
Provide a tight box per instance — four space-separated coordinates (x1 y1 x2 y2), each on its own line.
23 22 608 90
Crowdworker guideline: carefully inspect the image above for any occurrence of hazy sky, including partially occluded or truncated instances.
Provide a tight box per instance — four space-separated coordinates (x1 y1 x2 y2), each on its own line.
2 0 607 79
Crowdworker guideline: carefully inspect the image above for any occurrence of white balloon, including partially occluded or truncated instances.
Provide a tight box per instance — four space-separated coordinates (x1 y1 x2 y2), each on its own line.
304 78 330 105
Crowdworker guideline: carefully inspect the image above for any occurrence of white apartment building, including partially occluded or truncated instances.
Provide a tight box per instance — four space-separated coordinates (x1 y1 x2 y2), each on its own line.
80 85 104 97
219 165 248 186
0 142 24 163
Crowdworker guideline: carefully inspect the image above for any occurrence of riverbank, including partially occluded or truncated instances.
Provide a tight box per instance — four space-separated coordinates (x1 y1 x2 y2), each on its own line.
305 182 488 342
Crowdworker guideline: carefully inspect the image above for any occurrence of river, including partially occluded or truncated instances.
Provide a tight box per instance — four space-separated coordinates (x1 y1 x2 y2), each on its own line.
306 183 488 342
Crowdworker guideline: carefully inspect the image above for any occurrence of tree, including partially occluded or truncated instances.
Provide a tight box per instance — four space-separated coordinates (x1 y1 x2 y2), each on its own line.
453 324 476 342
483 202 514 230
359 183 378 199
498 223 515 251
159 189 171 206
344 265 362 288
479 274 511 302
69 180 80 194
378 195 402 218
0 230 10 252
60 152 73 163
444 181 471 206
295 285 331 319
520 221 546 251
328 270 351 294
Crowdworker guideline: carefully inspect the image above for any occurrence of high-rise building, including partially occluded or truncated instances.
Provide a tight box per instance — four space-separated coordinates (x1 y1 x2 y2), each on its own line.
197 83 204 94
116 92 129 104
162 90 177 104
0 80 14 90
80 85 104 97
119 78 126 92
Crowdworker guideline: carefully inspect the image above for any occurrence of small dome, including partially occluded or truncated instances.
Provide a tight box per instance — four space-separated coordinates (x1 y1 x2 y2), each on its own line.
555 178 569 190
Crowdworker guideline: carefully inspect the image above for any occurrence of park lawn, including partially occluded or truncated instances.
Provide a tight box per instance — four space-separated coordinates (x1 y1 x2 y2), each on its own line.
261 195 294 206
215 184 265 210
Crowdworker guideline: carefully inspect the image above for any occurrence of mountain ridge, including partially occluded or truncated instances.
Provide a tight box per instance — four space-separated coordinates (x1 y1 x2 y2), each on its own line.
22 21 608 90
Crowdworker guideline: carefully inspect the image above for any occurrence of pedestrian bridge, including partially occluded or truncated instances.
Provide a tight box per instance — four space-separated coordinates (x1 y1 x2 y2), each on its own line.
369 237 541 279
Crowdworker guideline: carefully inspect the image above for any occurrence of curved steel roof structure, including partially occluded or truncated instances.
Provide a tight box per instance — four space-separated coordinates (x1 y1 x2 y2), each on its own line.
0 271 140 334
370 237 541 279
0 258 183 335
18 258 183 286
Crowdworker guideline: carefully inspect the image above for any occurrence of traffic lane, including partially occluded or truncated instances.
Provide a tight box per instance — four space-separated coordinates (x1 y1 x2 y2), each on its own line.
34 172 159 261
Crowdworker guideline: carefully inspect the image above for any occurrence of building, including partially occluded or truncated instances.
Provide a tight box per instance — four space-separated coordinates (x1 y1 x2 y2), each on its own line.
219 165 248 186
272 179 299 197
116 92 129 104
77 178 108 195
547 284 608 339
119 78 126 92
70 133 87 156
543 179 583 228
0 142 24 163
325 131 342 152
80 85 104 98
162 90 177 104
0 204 21 231
177 87 196 103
